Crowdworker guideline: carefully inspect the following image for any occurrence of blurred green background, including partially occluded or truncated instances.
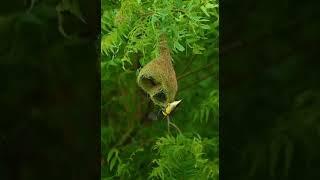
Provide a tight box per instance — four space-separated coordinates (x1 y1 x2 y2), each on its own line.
0 1 99 179
221 0 320 179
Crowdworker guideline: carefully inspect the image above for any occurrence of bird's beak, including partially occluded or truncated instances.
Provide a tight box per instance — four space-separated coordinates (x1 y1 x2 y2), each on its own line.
170 99 182 108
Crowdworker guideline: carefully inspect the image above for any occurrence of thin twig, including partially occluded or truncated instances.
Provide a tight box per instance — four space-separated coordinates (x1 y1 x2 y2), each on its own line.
177 63 215 80
114 126 135 147
181 55 196 74
167 116 170 134
180 72 216 91
169 121 182 134
166 116 182 134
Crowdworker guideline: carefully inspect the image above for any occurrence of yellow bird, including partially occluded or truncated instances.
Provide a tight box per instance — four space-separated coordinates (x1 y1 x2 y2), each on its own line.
162 100 182 134
162 100 182 117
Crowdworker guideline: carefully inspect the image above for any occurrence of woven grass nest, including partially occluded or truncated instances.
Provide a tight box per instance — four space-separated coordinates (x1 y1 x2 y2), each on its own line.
137 35 178 107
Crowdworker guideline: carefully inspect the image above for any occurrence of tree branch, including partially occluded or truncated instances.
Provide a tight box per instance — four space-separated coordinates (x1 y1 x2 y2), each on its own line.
180 55 196 75
180 72 216 91
177 63 215 80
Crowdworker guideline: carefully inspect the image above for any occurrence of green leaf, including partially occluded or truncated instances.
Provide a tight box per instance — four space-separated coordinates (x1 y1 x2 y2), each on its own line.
107 151 113 163
201 24 210 30
174 41 185 52
205 108 210 122
200 6 210 17
205 3 218 9
110 157 117 171
107 148 118 162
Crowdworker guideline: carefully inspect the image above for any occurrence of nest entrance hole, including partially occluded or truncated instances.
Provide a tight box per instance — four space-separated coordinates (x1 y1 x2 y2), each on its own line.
140 76 160 90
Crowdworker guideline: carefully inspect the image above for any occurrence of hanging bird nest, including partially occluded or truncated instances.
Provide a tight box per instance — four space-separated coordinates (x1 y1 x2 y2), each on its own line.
137 35 178 107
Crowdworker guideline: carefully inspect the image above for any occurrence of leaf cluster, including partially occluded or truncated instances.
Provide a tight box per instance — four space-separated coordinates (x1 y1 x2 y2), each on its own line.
101 0 219 68
150 135 218 180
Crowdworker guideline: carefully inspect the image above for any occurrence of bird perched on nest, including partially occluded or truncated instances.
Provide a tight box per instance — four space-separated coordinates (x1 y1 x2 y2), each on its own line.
137 34 178 107
137 34 181 133
162 100 182 133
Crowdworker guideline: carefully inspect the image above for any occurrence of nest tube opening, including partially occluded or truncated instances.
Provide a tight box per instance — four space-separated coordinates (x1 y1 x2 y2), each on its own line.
139 76 161 91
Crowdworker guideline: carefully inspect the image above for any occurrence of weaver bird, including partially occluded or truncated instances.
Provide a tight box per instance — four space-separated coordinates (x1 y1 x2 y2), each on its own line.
162 100 182 117
162 100 182 133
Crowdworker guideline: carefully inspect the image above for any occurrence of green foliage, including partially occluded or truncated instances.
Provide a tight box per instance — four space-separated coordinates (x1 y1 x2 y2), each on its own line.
150 135 218 180
193 89 219 123
1 0 99 179
101 0 219 179
101 0 219 66
221 1 320 178
239 89 320 178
